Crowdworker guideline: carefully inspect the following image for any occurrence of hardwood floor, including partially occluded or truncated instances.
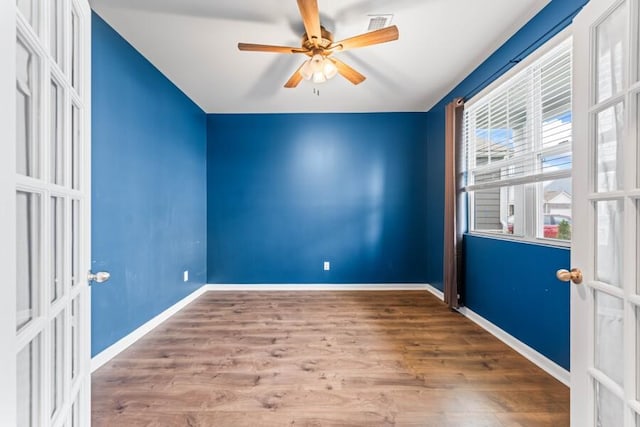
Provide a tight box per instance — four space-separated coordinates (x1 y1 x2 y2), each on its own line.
92 291 569 426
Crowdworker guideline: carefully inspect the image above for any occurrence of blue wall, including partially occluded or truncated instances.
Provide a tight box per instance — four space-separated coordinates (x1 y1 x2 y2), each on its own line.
465 236 571 369
207 113 429 284
425 0 588 369
91 13 207 356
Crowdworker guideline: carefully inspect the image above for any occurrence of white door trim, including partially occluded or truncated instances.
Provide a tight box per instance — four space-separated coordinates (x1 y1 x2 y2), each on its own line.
0 1 17 425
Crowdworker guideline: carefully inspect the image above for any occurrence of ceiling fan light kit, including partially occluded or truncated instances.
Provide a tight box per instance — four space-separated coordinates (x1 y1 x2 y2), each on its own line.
299 53 338 83
238 0 399 88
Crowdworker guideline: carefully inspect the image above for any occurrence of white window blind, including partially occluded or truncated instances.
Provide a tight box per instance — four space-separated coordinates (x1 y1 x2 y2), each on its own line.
463 38 572 191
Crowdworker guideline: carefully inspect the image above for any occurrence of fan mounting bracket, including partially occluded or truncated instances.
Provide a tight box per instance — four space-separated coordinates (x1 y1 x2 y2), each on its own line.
302 26 334 52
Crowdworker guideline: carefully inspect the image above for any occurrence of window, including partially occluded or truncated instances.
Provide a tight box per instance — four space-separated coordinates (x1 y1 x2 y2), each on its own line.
463 36 572 243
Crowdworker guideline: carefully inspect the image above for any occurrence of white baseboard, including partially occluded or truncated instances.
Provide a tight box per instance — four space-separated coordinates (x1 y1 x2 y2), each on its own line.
424 284 445 300
91 285 209 372
456 306 570 386
205 283 429 291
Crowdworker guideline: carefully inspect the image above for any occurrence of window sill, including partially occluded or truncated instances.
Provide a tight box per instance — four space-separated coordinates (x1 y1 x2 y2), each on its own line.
466 231 571 249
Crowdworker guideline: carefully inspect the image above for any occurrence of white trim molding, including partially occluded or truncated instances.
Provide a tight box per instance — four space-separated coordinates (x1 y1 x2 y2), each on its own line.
205 283 430 291
91 285 209 372
424 284 445 301
456 306 570 386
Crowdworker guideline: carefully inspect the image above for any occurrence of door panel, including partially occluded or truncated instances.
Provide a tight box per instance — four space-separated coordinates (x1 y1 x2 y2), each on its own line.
573 0 640 426
2 1 92 426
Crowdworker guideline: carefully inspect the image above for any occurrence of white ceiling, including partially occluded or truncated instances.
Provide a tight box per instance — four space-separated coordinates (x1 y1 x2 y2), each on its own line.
90 0 549 113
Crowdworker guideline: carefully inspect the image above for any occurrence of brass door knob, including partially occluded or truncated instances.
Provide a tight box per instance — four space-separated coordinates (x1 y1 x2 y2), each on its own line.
88 271 111 284
556 268 583 284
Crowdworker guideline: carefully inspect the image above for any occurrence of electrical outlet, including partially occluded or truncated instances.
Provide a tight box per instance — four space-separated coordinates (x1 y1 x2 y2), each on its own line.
183 270 189 282
323 261 330 271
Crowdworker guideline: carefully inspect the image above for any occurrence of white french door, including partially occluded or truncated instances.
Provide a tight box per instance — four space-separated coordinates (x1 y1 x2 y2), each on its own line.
1 0 92 426
572 0 640 425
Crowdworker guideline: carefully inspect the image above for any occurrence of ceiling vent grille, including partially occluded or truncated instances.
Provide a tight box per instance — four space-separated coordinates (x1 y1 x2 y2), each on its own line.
367 14 393 31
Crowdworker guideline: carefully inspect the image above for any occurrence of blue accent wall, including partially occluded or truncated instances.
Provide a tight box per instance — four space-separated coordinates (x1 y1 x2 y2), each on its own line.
465 236 571 369
207 113 429 284
91 13 207 356
425 0 589 369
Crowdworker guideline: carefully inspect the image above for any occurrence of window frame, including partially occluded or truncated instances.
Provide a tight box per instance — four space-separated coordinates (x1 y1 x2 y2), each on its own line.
463 28 573 248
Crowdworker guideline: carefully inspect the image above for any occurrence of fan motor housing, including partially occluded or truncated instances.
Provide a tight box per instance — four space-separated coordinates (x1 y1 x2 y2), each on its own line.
302 26 334 51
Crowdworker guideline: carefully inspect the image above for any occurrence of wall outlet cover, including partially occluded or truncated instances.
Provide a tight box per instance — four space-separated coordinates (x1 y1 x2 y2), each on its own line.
183 270 189 282
323 261 330 271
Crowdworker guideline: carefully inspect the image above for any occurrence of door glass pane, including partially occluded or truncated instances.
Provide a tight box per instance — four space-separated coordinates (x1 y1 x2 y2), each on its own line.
16 37 39 178
71 105 80 190
51 311 64 417
71 9 80 90
637 2 640 82
50 80 64 185
596 103 624 192
50 0 62 68
596 381 624 427
71 296 80 381
17 191 40 331
638 202 640 294
16 0 38 33
51 196 64 302
17 336 41 427
638 306 640 403
71 200 79 288
637 94 640 187
595 292 624 386
596 3 626 103
596 200 624 287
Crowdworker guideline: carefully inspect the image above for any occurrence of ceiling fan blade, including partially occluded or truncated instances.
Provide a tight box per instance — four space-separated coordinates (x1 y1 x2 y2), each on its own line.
331 58 366 85
238 43 308 54
284 63 305 88
297 0 321 47
331 25 399 52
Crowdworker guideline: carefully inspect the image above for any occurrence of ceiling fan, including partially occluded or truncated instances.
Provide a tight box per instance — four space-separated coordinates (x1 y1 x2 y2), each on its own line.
238 0 399 88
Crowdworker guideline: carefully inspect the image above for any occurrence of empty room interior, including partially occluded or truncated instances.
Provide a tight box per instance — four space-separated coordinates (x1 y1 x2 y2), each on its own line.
6 0 640 426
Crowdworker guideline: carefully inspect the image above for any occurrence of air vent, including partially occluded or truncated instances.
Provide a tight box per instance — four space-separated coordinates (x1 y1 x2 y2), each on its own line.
367 14 393 31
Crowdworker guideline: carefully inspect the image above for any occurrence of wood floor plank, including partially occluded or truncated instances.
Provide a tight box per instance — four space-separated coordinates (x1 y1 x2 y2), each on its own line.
92 291 569 426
